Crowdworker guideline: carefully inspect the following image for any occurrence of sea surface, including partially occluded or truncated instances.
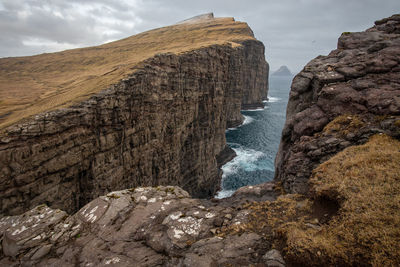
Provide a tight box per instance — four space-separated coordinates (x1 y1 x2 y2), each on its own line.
216 75 293 198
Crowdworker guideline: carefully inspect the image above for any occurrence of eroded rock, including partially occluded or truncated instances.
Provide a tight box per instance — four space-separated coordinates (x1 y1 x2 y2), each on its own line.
0 33 268 216
275 14 400 193
0 186 277 266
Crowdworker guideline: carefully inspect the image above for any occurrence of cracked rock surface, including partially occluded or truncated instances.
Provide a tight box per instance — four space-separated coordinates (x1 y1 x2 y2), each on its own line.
0 184 278 266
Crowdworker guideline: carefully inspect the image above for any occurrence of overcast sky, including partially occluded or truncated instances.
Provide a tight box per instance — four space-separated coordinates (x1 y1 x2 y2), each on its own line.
0 0 399 73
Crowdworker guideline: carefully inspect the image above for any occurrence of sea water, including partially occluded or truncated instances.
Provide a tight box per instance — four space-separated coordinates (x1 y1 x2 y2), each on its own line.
216 75 292 198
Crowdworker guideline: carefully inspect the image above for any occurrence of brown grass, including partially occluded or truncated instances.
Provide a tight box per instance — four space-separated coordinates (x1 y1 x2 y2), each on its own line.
286 134 400 266
0 17 254 129
322 114 364 137
222 134 400 266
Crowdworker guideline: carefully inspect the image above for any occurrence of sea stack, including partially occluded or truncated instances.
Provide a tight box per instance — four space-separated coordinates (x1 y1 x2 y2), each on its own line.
272 65 293 76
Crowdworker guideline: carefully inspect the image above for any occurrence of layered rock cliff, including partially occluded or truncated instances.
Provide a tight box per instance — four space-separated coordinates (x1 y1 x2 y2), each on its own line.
1 14 400 267
275 14 400 193
0 16 268 215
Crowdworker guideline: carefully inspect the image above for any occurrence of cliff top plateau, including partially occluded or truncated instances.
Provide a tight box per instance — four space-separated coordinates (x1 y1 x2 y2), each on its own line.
0 14 268 216
0 14 255 129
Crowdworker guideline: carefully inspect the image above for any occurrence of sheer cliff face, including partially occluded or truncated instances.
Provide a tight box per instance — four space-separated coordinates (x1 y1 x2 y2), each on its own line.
0 39 268 215
275 14 400 194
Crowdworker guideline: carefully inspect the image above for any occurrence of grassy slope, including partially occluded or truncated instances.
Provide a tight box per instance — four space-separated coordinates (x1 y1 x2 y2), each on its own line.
0 17 254 129
292 134 400 266
222 134 400 266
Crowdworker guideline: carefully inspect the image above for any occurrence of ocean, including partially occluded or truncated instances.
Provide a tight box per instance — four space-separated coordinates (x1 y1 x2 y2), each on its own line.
216 75 293 198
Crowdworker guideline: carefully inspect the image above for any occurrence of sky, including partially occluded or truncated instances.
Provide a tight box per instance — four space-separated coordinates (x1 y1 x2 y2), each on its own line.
0 0 399 73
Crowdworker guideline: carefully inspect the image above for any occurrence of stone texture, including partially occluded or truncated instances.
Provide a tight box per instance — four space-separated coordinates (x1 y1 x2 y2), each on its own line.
275 14 400 193
0 39 268 215
0 185 277 266
263 249 286 267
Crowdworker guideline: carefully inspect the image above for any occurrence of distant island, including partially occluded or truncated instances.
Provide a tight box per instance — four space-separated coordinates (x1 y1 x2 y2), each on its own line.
272 65 293 76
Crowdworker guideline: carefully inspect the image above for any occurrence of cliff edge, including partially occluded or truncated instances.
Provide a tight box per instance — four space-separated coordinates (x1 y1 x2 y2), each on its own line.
0 16 268 215
268 14 400 266
1 14 400 267
275 14 400 194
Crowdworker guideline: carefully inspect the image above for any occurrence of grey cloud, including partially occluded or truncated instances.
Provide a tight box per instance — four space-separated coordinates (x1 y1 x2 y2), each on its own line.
0 0 399 72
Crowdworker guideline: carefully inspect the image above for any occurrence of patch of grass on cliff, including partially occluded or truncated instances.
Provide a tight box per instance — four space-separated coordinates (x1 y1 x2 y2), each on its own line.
0 17 255 129
219 194 314 250
322 114 364 137
285 134 400 266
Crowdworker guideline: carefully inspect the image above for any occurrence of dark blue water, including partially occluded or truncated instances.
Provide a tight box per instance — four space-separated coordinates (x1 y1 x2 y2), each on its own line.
216 75 292 198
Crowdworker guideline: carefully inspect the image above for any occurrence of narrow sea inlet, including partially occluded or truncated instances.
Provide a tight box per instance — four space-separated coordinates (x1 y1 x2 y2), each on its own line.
216 75 292 198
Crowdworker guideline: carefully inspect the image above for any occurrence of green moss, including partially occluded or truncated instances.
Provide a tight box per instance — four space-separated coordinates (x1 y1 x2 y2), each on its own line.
107 193 120 199
322 115 364 137
36 204 47 211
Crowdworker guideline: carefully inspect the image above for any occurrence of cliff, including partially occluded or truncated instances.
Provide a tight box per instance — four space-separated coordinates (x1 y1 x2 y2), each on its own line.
1 14 400 267
266 14 400 266
275 14 400 194
0 15 268 215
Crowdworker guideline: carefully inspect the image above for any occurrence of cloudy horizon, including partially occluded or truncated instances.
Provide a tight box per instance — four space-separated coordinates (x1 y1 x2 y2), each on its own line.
0 0 399 73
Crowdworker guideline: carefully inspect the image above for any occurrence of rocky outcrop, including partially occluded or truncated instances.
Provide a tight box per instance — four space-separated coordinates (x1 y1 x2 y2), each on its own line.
0 184 279 266
0 38 268 215
275 14 400 193
272 66 292 77
176 13 215 25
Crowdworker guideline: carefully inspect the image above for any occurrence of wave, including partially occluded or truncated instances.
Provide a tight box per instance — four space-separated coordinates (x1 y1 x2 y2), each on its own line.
221 145 272 178
242 115 254 125
242 107 265 111
216 145 273 199
225 115 255 132
267 96 281 103
215 189 236 199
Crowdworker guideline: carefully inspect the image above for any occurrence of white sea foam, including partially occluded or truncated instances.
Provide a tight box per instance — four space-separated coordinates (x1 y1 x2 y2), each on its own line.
242 107 265 111
225 115 255 132
221 146 265 178
215 144 275 199
215 189 235 199
267 96 281 103
242 115 254 125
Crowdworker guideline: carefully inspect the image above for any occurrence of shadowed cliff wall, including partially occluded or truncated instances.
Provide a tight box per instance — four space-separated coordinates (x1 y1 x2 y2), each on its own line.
275 14 400 194
0 40 268 215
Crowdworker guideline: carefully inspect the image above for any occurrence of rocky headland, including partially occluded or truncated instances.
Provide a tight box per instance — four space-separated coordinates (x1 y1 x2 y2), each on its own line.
0 14 268 215
1 13 400 267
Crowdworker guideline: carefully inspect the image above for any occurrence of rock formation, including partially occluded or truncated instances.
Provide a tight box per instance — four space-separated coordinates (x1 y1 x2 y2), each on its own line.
272 65 292 76
0 184 279 266
275 14 400 193
0 17 268 215
176 13 215 24
1 13 400 267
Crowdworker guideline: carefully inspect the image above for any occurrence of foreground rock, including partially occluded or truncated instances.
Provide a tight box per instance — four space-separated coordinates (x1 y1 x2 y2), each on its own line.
0 185 279 266
0 16 268 215
275 14 400 193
